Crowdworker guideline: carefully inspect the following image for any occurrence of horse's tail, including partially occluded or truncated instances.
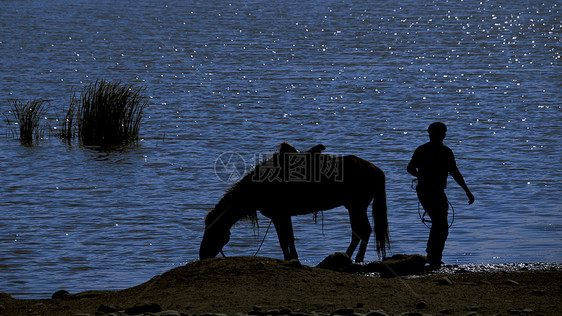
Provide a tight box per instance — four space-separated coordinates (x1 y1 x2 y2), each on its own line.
373 169 390 258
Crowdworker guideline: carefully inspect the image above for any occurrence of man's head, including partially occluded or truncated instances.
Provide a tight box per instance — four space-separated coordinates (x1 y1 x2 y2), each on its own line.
428 122 447 143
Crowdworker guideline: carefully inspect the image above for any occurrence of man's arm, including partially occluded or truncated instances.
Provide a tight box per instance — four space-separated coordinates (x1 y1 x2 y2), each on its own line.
407 160 418 178
450 167 475 204
407 148 419 178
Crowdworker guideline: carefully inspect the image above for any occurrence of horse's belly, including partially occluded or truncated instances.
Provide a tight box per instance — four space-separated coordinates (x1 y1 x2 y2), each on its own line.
259 190 345 217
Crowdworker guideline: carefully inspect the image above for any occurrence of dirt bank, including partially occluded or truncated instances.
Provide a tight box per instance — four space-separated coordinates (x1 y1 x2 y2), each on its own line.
0 256 560 316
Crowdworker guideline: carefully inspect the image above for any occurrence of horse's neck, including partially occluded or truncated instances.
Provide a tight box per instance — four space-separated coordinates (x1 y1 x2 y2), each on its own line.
215 189 255 228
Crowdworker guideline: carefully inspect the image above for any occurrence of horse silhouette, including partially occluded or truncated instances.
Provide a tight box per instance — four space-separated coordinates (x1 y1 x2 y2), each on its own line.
200 142 390 262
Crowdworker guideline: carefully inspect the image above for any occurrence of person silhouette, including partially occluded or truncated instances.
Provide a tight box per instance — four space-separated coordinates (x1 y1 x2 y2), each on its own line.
407 122 475 269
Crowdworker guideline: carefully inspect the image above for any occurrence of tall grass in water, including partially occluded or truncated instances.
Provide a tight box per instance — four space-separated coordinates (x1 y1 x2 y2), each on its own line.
58 94 77 143
9 99 48 146
77 80 146 147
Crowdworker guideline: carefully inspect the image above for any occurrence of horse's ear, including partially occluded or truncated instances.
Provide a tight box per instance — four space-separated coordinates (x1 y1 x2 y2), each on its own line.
307 144 326 153
279 142 298 153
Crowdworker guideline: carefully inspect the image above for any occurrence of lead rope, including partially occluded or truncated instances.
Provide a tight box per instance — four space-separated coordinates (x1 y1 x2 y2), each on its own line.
253 221 272 257
417 200 455 229
412 179 455 229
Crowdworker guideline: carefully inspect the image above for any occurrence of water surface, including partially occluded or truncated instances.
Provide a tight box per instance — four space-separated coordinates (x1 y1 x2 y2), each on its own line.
0 0 560 298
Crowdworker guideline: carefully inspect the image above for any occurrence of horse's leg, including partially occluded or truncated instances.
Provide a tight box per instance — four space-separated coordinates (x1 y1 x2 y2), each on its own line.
346 206 372 262
272 216 299 260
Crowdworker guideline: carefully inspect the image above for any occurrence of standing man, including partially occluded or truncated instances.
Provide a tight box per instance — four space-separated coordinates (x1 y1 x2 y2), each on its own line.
407 122 475 269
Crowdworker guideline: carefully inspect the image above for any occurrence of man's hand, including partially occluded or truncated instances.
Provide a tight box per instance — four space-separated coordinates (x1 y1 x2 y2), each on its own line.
466 191 475 205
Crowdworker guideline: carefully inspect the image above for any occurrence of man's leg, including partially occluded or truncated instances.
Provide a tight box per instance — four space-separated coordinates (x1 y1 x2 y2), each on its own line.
418 189 449 268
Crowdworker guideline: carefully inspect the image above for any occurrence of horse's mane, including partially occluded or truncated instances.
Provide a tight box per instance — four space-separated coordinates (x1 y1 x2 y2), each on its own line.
218 168 259 226
208 159 264 228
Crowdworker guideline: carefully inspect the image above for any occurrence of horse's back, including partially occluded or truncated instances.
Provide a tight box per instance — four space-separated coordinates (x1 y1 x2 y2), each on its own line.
342 155 384 179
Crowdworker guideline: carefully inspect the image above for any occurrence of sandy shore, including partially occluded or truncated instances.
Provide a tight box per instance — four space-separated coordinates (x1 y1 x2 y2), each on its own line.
1 256 560 316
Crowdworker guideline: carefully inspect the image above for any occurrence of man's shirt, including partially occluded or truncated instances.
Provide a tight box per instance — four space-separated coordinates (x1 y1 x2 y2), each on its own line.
408 142 458 190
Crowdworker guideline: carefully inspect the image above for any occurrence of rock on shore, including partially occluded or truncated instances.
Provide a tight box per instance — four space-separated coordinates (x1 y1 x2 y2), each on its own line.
317 253 427 277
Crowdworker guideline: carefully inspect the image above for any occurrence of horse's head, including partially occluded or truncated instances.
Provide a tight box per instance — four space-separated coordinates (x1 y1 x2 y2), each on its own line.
199 208 232 259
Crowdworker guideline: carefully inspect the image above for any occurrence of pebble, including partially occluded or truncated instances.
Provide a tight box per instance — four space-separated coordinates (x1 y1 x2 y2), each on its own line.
508 308 533 315
331 308 354 315
366 311 390 316
249 309 266 316
51 289 70 299
531 289 545 295
415 301 428 309
124 302 162 315
438 276 454 285
155 311 182 316
98 304 121 314
505 279 519 286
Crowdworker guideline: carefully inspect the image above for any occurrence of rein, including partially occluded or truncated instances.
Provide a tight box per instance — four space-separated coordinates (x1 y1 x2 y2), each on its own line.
219 221 273 258
313 211 325 236
223 212 326 258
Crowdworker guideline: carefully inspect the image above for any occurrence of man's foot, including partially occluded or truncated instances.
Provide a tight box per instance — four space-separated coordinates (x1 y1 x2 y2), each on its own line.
426 261 443 271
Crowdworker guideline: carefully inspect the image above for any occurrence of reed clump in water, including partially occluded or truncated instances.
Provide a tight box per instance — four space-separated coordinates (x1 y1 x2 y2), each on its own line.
8 99 48 146
77 80 147 147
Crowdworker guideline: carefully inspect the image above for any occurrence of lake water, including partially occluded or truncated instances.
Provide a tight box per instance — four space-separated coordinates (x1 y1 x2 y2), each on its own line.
0 0 560 298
